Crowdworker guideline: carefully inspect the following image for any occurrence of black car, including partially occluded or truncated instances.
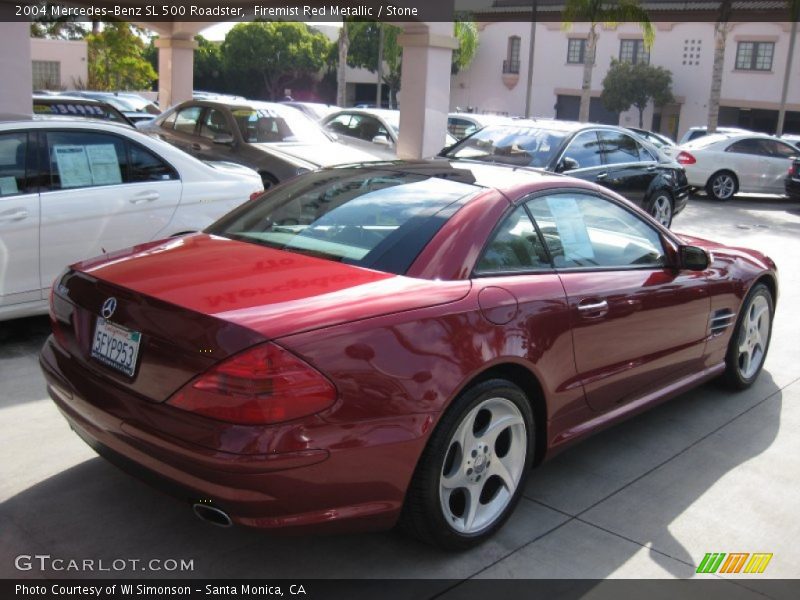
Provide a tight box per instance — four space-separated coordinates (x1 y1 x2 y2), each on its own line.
138 99 378 189
442 119 690 227
33 95 133 126
787 158 800 200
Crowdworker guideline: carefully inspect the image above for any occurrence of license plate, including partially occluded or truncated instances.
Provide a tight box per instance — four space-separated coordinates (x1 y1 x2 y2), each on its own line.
91 318 141 377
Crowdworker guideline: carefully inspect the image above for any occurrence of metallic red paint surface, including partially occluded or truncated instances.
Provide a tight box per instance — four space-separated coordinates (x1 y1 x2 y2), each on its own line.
39 167 778 534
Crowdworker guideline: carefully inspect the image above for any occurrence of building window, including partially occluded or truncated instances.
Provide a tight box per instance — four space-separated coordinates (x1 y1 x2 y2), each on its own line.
32 60 61 90
735 42 774 71
682 38 702 66
504 36 521 74
567 39 586 64
619 39 650 65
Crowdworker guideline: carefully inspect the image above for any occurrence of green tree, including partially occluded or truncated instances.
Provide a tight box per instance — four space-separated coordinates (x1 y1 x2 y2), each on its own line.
336 23 349 106
348 23 401 107
194 35 225 92
601 59 674 128
347 19 478 108
221 22 330 100
563 0 654 122
87 23 157 91
29 2 86 40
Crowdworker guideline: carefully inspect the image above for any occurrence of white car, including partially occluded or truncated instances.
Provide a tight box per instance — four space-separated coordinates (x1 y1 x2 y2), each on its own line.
321 108 458 159
0 117 263 320
678 133 799 200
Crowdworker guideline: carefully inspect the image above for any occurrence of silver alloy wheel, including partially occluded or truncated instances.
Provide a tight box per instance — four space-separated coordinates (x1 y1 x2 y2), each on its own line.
737 294 771 379
711 174 736 199
439 397 526 534
652 194 672 226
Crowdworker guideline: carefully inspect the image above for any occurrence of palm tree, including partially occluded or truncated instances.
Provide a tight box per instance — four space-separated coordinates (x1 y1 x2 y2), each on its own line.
776 0 800 135
707 0 732 134
563 0 654 123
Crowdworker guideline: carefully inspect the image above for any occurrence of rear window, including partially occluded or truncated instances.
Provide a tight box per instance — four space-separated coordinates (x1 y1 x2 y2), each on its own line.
206 169 478 275
444 125 568 168
231 104 330 144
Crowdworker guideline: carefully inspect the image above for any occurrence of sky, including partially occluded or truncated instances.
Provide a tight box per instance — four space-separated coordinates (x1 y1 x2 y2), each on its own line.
201 21 342 41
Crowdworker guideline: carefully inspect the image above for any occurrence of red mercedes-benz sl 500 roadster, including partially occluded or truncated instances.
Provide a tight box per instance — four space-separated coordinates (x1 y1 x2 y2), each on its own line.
40 160 777 549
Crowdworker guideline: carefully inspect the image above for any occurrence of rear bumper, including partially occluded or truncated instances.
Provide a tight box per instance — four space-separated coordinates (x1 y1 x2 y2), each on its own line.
40 336 423 534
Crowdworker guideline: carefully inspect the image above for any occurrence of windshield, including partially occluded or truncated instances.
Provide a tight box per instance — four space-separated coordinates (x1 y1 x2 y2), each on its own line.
206 168 478 274
444 125 568 168
232 104 331 144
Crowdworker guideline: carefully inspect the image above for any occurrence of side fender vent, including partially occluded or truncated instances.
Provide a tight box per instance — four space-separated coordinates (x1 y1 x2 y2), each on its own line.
709 309 735 336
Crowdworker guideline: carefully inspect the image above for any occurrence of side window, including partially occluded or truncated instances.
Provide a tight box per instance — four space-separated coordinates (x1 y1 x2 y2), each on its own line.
0 132 29 197
200 109 232 140
128 143 179 182
767 140 798 159
527 193 665 269
354 116 385 142
174 106 203 135
325 114 355 136
475 205 550 274
726 139 765 155
44 131 127 191
160 111 178 130
448 118 476 139
562 131 602 169
638 143 657 161
599 131 641 164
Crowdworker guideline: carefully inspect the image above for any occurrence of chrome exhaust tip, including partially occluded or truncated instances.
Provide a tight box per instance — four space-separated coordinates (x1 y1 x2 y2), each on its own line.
192 503 233 528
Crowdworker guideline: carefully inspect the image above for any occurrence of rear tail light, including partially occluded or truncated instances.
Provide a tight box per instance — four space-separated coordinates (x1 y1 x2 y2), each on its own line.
249 191 262 201
167 342 336 425
676 151 696 165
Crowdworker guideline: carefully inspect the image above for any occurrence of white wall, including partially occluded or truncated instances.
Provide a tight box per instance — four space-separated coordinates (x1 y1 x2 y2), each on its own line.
30 38 87 90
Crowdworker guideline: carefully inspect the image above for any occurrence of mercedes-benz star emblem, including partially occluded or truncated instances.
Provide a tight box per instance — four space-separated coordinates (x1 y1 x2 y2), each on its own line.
101 297 117 320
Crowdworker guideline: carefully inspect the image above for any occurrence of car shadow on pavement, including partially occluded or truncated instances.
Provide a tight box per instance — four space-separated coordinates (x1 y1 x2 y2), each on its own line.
0 371 783 584
0 316 52 408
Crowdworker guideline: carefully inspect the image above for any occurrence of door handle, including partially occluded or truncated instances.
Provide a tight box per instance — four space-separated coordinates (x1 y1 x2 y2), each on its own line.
596 172 608 180
129 191 160 204
647 164 657 171
577 299 609 318
0 209 28 222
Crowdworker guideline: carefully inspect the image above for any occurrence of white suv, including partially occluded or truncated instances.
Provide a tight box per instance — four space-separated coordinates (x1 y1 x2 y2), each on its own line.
0 117 263 320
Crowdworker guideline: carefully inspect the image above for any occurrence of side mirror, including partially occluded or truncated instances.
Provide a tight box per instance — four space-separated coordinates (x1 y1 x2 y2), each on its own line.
371 134 393 147
557 156 579 173
213 133 235 145
680 245 709 271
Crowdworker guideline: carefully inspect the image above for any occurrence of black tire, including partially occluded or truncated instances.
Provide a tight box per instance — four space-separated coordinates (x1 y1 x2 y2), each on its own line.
706 171 738 201
400 379 535 550
646 190 674 228
721 283 774 390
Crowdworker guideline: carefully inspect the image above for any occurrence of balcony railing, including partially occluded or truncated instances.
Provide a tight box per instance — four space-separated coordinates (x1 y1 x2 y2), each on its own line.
502 59 520 74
